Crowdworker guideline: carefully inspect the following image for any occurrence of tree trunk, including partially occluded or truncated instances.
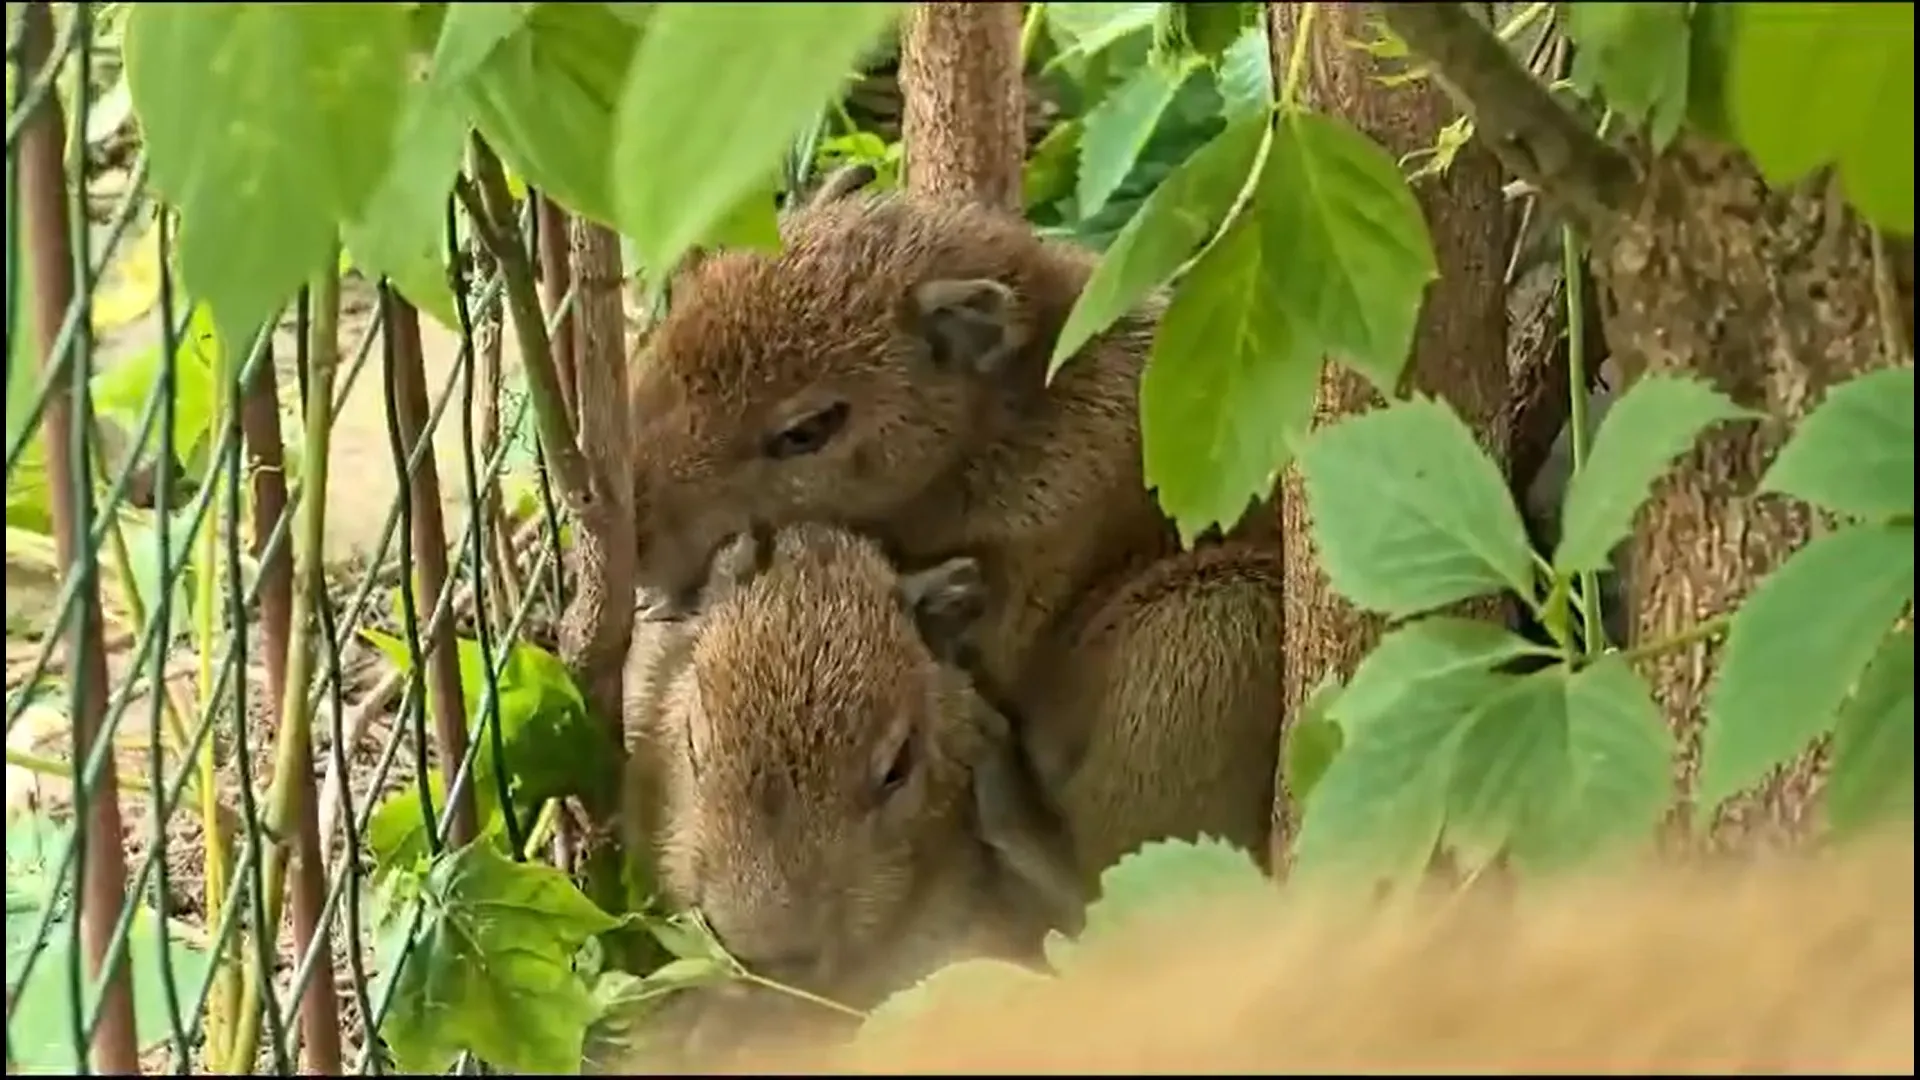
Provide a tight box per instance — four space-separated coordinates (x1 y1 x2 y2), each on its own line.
558 216 636 782
1265 2 1513 863
899 1 1025 210
1593 136 1910 850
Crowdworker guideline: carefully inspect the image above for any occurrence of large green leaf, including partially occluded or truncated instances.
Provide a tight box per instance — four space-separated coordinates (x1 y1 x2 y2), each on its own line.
1762 366 1914 524
612 2 901 277
466 2 640 229
373 843 622 1074
1554 375 1754 577
1337 617 1543 734
1291 673 1499 887
1259 110 1437 392
123 2 412 349
342 78 471 330
430 2 536 89
1076 57 1201 221
1563 2 1693 149
1699 523 1916 815
1728 2 1914 234
1447 659 1674 873
7 816 213 1073
1298 397 1536 618
1824 628 1915 834
1140 199 1322 543
1052 110 1266 372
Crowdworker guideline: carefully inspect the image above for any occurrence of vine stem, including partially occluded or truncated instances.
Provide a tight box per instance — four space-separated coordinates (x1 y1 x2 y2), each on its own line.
455 145 592 508
738 971 869 1020
227 251 340 1071
1560 108 1618 657
6 746 152 793
194 320 239 1070
1280 2 1317 114
1018 2 1047 63
1611 615 1731 667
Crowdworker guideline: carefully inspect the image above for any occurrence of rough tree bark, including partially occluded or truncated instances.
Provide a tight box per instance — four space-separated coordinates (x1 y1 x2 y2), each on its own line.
1377 2 1912 850
559 217 636 763
899 1 1026 210
1597 139 1909 849
1265 3 1512 861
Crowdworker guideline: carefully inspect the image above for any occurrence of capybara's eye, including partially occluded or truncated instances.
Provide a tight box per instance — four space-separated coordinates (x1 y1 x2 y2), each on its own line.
763 401 850 460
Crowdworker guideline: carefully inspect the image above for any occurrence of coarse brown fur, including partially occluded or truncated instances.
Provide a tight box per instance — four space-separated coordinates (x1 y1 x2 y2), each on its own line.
699 830 1917 1075
621 523 1088 1021
628 190 1284 877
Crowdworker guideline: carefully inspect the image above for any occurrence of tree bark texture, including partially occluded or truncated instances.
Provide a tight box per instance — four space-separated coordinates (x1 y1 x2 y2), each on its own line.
1265 2 1512 864
559 217 637 775
900 1 1026 211
1593 136 1912 850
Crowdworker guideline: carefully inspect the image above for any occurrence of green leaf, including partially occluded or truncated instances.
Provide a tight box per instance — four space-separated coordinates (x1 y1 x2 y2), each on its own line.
1299 397 1536 618
90 304 222 461
358 628 616 816
1445 671 1570 864
1283 677 1345 811
123 3 412 350
1292 674 1497 887
1554 375 1754 577
119 509 204 645
613 2 901 277
1762 366 1914 523
465 2 640 229
1683 1 1739 140
1338 617 1542 734
6 907 213 1073
1825 628 1915 833
1175 2 1261 61
430 2 536 89
1076 836 1268 951
1215 26 1274 121
1446 659 1674 871
1563 2 1693 150
342 78 470 330
1053 110 1266 373
862 958 1048 1035
1045 3 1163 71
1140 201 1323 543
1700 523 1916 815
365 769 507 878
1078 58 1200 222
375 842 623 1075
1522 656 1675 871
1260 110 1437 392
706 179 784 254
1728 2 1914 234
1024 120 1085 211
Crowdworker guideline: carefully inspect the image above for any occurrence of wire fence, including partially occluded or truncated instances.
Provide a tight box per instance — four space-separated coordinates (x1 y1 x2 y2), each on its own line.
6 7 590 1073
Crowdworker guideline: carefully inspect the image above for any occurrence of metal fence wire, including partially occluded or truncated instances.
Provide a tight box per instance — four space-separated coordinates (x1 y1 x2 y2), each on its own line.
6 7 583 1074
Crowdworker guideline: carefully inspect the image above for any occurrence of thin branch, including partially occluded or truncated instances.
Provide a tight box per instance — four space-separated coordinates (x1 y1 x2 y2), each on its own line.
1376 2 1638 233
453 144 596 506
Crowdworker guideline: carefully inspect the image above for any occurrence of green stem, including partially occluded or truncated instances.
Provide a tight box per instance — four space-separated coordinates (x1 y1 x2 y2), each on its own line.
738 971 868 1020
1019 2 1047 65
521 798 560 862
1560 226 1604 656
1496 1 1550 42
458 143 593 508
1280 3 1317 114
227 254 339 1072
6 747 152 794
1612 616 1731 667
195 325 238 1071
